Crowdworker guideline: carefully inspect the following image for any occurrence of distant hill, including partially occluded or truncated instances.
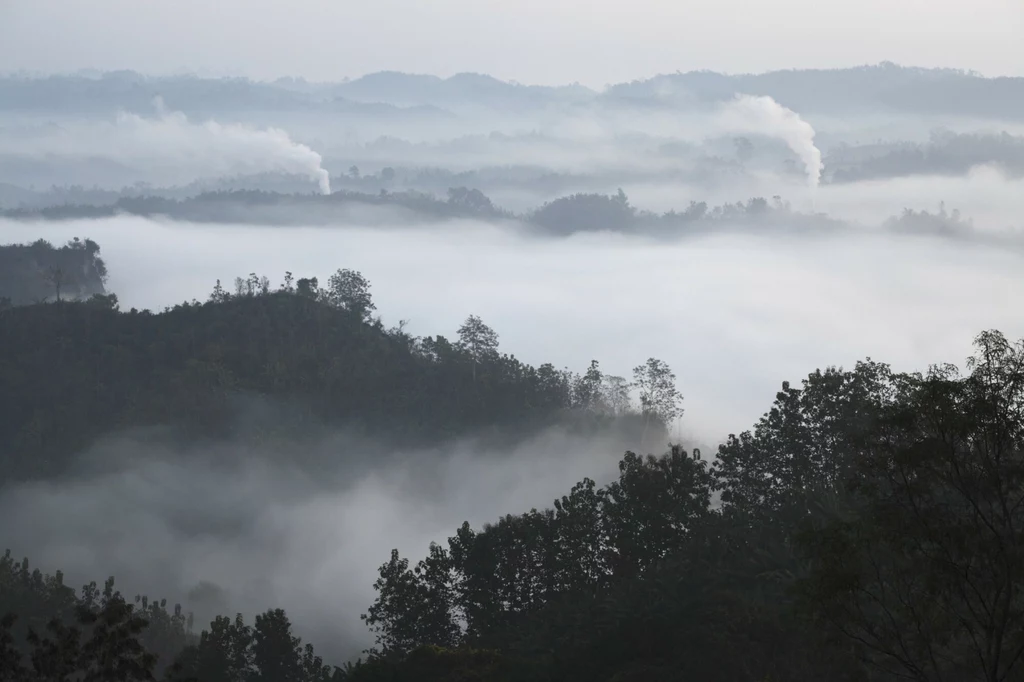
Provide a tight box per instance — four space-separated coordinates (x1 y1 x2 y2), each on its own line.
0 71 454 118
6 63 1023 119
604 62 1024 118
326 70 596 109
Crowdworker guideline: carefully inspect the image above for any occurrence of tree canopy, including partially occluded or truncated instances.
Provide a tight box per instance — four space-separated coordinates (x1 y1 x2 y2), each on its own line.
4 249 1024 682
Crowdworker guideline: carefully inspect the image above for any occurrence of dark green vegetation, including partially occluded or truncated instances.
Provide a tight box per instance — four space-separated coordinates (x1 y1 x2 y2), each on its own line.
0 256 662 482
5 300 1024 680
351 331 1024 681
1 552 336 682
0 238 108 307
4 249 1024 680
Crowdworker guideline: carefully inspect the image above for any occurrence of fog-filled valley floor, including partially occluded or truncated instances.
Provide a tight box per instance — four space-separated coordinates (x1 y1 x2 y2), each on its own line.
4 62 1024 682
1 426 643 663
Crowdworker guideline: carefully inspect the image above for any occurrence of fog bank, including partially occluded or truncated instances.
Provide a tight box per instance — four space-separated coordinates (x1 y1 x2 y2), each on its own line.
0 425 638 662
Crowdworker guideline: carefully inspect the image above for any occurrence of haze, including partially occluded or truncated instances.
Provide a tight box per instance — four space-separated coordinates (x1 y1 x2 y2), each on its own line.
3 4 1024 679
2 0 1022 85
5 210 1024 659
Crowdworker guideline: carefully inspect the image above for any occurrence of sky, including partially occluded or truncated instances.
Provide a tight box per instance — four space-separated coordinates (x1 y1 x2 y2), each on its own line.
1 0 1022 86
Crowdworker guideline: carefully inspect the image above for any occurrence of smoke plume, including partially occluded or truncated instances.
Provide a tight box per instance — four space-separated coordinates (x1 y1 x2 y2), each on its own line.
718 94 823 189
0 98 332 194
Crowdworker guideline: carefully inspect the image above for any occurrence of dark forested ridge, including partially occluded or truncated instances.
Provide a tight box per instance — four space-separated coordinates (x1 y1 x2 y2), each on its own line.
2 186 985 243
0 260 663 482
5 328 1024 681
0 188 854 237
0 238 107 307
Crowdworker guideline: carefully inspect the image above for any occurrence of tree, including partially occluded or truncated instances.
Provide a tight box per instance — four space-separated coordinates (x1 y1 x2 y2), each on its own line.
572 361 604 411
446 187 494 215
601 376 633 416
299 642 334 682
601 448 713 579
380 167 396 184
324 269 375 320
170 614 252 682
2 238 109 306
457 315 499 383
296 277 319 299
3 595 158 682
551 478 605 593
209 280 230 304
362 549 459 656
87 293 119 311
251 609 303 682
632 358 683 444
0 614 26 681
713 359 894 522
799 331 1024 682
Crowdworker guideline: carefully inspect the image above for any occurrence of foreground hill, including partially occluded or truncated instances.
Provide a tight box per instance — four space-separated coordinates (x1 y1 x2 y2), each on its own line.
5 330 1023 682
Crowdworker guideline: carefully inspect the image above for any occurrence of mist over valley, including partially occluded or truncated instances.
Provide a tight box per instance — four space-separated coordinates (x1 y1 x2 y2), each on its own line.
2 11 1024 679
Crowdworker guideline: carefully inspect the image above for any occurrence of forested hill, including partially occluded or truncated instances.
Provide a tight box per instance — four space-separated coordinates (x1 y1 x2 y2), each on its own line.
0 237 108 306
0 188 844 237
0 267 660 483
5 331 1024 682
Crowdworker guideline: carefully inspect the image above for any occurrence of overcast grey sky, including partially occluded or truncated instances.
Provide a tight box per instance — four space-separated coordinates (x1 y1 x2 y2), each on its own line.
1 0 1021 86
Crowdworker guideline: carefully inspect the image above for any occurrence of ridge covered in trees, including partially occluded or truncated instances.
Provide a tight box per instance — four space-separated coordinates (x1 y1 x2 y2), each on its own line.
3 187 983 244
0 188 858 237
4 329 1024 681
0 256 673 482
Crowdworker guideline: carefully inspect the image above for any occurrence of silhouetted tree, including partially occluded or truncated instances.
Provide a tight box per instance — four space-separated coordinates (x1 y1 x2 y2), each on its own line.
457 315 499 383
324 269 375 320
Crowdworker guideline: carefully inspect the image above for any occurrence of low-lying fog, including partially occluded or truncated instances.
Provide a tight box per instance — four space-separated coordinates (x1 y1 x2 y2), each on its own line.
0 427 636 663
3 212 1024 660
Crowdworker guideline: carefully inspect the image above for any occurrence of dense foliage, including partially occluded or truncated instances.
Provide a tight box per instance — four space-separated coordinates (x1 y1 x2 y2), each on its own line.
0 262 662 482
346 331 1024 682
4 250 1024 680
0 238 108 307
